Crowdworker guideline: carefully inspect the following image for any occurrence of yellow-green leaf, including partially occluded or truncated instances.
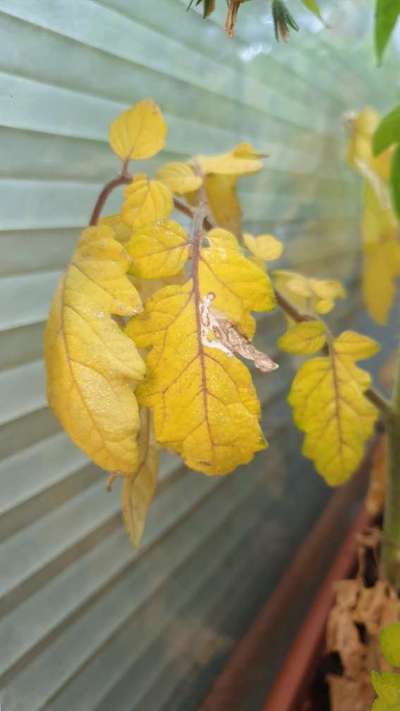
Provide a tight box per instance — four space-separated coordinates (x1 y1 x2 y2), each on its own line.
122 408 159 547
156 161 202 194
380 623 400 667
243 232 283 262
109 99 167 161
371 671 400 709
127 220 189 279
278 320 326 355
45 225 145 474
122 176 173 228
127 282 266 476
200 228 276 336
288 331 378 485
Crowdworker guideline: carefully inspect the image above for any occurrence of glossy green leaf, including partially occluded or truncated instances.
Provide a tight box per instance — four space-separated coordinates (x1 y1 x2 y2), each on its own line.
375 0 400 64
373 106 400 155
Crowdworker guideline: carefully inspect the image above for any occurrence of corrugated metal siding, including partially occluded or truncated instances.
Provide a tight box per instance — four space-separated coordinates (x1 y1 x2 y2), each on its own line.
0 2 397 709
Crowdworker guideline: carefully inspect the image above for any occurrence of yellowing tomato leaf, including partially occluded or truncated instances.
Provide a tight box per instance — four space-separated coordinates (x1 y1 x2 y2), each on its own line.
194 143 265 235
109 99 167 161
122 408 159 547
99 214 132 244
204 173 242 236
288 332 378 485
334 330 380 359
278 320 326 355
122 176 173 228
243 232 283 262
45 225 145 474
126 228 276 476
127 220 189 279
362 182 400 324
200 228 276 336
273 270 346 316
195 142 264 176
127 283 266 476
347 108 392 182
156 161 202 194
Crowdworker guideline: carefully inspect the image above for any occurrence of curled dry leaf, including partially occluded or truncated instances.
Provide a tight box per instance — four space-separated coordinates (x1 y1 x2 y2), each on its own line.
45 225 145 474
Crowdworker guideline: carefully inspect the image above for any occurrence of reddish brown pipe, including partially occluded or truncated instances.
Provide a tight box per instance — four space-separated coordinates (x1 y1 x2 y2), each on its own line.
263 504 372 711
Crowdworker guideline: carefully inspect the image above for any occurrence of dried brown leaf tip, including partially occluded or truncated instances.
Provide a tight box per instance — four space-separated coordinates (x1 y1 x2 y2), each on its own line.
200 292 279 372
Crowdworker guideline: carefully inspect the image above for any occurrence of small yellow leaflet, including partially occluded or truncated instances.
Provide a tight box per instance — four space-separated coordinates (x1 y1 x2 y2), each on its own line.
122 409 159 547
200 228 276 337
127 220 189 279
45 225 145 474
288 331 379 485
278 320 326 355
122 176 173 228
273 270 346 316
243 232 283 262
156 161 202 194
109 99 167 161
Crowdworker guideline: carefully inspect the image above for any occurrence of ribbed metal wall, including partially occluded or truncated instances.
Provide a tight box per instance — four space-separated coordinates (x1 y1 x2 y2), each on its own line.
0 2 397 710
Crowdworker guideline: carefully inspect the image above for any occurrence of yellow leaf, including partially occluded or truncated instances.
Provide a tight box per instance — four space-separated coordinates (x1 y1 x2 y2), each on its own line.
45 225 145 474
362 183 400 324
99 214 132 244
200 228 276 336
243 232 283 262
122 176 173 228
273 270 346 316
288 332 378 485
156 161 202 194
194 143 264 236
126 283 266 476
195 142 264 176
204 174 242 236
334 330 380 359
122 408 159 547
109 99 167 162
127 220 189 279
278 320 326 355
347 108 392 182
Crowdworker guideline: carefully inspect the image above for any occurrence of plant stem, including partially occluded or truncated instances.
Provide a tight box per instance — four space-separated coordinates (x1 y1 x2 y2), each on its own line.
382 353 400 588
89 173 132 225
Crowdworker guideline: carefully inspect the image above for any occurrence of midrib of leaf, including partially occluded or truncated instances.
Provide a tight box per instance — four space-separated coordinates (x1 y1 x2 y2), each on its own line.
327 339 347 471
191 224 215 455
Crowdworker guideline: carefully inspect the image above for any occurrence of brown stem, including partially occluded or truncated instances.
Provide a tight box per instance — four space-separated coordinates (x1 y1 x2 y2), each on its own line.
89 172 131 226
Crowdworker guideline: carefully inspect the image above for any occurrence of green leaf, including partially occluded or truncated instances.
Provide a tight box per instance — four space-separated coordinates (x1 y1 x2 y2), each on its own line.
373 106 400 155
380 623 400 667
390 144 400 220
301 0 323 21
375 0 400 64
